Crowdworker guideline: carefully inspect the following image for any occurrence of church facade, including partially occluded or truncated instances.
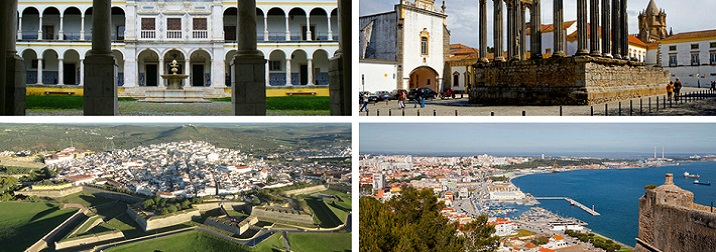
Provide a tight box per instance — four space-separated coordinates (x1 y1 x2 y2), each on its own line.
359 0 450 93
16 0 339 97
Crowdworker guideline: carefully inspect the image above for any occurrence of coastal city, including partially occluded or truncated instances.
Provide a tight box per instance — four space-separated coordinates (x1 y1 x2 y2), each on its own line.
360 151 716 252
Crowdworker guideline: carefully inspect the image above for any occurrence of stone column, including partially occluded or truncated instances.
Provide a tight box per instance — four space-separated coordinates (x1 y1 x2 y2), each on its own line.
1 0 25 115
519 5 526 60
576 0 589 55
80 15 85 40
611 0 621 58
285 14 290 41
58 58 64 85
285 58 292 86
327 15 333 40
37 14 43 40
552 0 565 57
79 59 84 86
590 0 601 56
158 58 165 87
307 58 313 85
506 0 513 60
601 0 611 57
233 0 267 115
265 56 270 86
493 0 505 62
478 0 488 62
530 0 542 59
329 0 351 115
305 16 312 41
621 0 629 60
84 0 117 115
185 58 191 88
17 15 22 40
36 58 42 84
59 14 64 40
263 15 269 41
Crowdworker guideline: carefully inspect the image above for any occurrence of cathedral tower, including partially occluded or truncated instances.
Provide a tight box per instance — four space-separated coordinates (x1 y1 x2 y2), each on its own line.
638 0 668 43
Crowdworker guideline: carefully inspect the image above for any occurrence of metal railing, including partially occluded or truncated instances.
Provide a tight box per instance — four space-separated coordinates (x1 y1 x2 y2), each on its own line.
192 30 208 39
140 30 156 39
166 31 182 39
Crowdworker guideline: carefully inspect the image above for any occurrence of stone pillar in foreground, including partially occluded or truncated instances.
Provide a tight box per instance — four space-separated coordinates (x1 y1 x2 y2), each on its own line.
590 0 601 56
576 0 589 55
493 0 505 61
478 0 488 63
621 0 629 60
233 0 266 115
530 0 542 60
0 1 6 114
84 0 117 115
552 0 566 57
329 0 351 115
601 0 612 57
506 0 514 60
611 0 621 58
3 0 25 115
519 4 526 60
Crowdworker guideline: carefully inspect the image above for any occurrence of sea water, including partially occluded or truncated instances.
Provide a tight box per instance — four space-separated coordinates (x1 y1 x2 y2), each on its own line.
511 162 716 246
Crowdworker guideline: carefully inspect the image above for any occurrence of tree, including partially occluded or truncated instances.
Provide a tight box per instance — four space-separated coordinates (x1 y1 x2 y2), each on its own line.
461 215 500 251
167 205 178 213
180 199 191 210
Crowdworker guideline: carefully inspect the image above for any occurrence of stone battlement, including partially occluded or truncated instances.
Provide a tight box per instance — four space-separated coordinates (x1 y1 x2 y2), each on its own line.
471 56 669 105
635 174 716 252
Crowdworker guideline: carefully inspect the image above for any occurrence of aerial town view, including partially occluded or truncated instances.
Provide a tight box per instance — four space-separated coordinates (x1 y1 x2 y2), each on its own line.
0 123 352 251
360 123 716 251
359 0 716 116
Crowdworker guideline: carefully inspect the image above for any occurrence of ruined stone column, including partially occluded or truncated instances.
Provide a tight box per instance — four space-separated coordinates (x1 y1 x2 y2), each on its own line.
493 0 505 62
506 0 514 60
612 0 621 58
233 0 267 115
2 0 26 115
84 0 117 115
519 4 526 60
621 0 629 60
552 0 566 57
601 0 612 57
576 0 589 55
478 0 489 63
530 0 542 59
590 0 601 56
329 0 351 115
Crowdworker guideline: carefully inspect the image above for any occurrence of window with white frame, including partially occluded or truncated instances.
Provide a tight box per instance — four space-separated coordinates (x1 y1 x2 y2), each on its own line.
669 54 677 67
691 52 700 66
710 51 716 65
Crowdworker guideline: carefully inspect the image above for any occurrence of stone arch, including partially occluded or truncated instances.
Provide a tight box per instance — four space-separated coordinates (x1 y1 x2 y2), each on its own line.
290 49 308 85
137 49 161 87
269 50 287 86
111 7 126 41
266 7 287 41
312 49 331 85
189 49 213 87
62 7 82 40
112 50 125 86
309 8 328 40
41 7 61 40
288 8 308 40
225 49 237 87
41 49 60 84
62 50 81 85
223 7 237 41
21 49 39 84
409 66 440 90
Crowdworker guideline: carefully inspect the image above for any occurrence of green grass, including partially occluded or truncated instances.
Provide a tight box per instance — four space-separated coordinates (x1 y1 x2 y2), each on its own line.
210 96 330 111
26 95 84 109
305 198 342 228
51 192 118 207
105 230 250 252
286 232 351 252
0 202 78 251
325 202 348 223
252 233 284 251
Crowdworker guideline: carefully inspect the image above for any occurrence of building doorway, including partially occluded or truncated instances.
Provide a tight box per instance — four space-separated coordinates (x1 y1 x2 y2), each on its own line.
64 63 76 84
300 65 308 85
146 64 158 86
192 64 204 86
409 66 439 90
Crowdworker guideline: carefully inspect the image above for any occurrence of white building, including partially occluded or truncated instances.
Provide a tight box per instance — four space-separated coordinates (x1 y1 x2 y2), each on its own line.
16 0 339 97
658 29 716 87
359 0 450 93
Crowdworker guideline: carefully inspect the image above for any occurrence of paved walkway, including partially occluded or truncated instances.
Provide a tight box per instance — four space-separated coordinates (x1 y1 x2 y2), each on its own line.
360 87 716 116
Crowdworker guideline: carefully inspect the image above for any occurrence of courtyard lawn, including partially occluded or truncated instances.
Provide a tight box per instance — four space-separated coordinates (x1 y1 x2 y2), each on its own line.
252 233 284 251
105 230 250 252
0 202 78 252
286 232 351 252
26 95 330 115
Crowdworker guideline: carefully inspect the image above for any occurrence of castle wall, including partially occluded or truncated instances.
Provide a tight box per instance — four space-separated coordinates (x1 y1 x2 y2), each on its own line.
54 231 124 250
126 207 201 232
252 207 314 225
283 185 327 196
16 185 83 198
470 57 669 105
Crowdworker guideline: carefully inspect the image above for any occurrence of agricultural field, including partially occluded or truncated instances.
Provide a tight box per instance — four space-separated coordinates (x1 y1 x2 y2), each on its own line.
287 232 351 252
0 202 78 251
105 230 250 252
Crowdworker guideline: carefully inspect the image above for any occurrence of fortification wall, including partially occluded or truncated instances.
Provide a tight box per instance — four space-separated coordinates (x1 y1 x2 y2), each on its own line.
126 207 201 231
471 57 669 105
252 207 313 225
54 231 124 250
283 185 327 196
25 208 86 252
16 185 83 198
204 216 258 235
194 202 221 211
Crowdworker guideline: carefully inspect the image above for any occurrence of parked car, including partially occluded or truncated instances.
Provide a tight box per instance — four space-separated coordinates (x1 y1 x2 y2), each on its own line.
374 91 392 101
359 91 379 103
391 89 407 99
407 88 437 100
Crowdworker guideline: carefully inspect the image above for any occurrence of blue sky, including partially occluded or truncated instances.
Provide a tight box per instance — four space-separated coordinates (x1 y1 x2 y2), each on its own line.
359 0 714 48
360 124 716 154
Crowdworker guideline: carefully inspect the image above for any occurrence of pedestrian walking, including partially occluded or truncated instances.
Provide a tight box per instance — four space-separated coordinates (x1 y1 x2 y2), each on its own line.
359 92 369 112
674 78 682 101
419 89 426 108
666 81 674 101
398 90 406 109
711 81 715 91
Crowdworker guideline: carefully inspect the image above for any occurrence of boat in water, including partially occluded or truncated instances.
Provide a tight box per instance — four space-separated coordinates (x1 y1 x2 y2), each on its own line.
684 171 701 179
693 180 711 186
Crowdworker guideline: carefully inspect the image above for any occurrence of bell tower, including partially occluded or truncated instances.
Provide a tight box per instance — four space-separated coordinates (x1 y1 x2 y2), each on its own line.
638 0 668 43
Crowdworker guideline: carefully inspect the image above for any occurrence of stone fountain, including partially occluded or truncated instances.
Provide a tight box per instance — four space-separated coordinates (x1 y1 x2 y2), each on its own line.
141 60 210 103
